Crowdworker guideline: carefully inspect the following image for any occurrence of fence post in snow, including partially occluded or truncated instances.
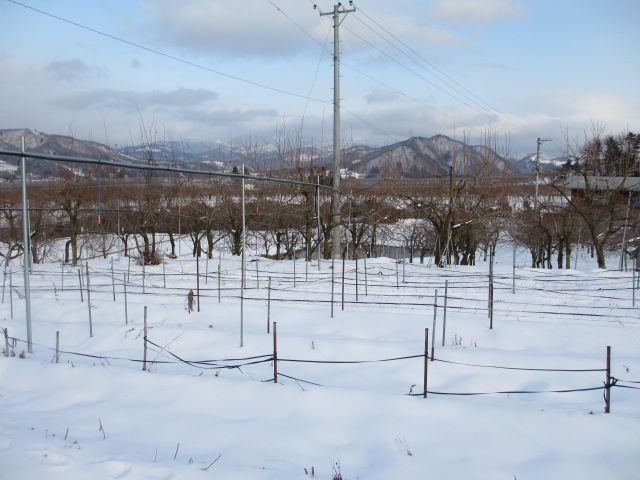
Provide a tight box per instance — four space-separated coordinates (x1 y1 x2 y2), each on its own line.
293 257 296 288
111 257 116 301
395 252 399 290
86 262 93 338
4 327 9 357
272 321 278 383
55 331 60 364
267 276 271 334
217 262 221 303
489 248 494 329
256 259 260 289
60 260 64 291
423 328 429 398
123 273 128 325
355 255 359 302
205 255 209 285
431 290 438 361
142 260 146 294
127 256 131 283
512 243 516 294
142 306 148 371
604 346 611 413
341 252 346 311
305 258 308 282
77 269 83 303
196 251 201 313
2 262 7 303
442 280 448 347
162 255 166 289
331 257 335 318
632 258 636 307
9 271 13 319
363 249 368 296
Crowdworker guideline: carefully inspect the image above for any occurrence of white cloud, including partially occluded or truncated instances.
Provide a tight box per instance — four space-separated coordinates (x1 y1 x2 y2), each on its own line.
432 0 524 22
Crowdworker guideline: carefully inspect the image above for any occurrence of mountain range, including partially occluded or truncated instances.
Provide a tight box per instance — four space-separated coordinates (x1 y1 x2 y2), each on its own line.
0 128 562 181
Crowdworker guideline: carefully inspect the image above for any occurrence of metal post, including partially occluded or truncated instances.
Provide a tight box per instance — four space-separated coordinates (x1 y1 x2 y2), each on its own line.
633 257 636 307
196 249 201 313
442 280 448 347
9 270 13 320
331 257 335 318
395 253 399 289
2 262 6 303
319 3 354 259
142 260 146 294
111 257 116 301
355 255 359 301
143 306 148 371
178 204 181 257
20 137 33 353
604 345 611 413
489 248 494 329
86 262 93 338
78 269 83 303
512 243 516 294
205 255 209 285
341 251 345 311
431 289 437 360
402 248 406 283
162 255 166 288
217 262 221 303
293 256 297 288
316 175 322 270
363 249 368 296
423 328 429 398
534 137 551 210
240 164 245 348
60 260 64 291
55 331 60 363
267 276 271 333
256 259 260 289
123 273 128 325
272 321 278 383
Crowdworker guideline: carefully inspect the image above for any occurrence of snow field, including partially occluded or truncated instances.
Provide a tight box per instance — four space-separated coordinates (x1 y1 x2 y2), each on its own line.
0 244 639 479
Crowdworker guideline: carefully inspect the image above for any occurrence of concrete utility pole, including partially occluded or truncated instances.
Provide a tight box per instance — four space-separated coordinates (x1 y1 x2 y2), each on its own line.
534 137 551 210
20 137 33 353
316 1 355 259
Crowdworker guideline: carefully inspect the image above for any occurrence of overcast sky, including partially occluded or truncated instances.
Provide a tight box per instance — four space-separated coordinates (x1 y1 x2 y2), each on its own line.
1 0 638 157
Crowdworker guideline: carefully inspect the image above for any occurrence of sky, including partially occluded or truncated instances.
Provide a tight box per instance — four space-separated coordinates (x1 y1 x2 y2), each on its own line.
0 0 638 158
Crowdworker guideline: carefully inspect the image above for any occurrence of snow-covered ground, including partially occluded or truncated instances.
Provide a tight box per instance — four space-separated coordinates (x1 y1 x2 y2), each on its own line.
1 243 638 479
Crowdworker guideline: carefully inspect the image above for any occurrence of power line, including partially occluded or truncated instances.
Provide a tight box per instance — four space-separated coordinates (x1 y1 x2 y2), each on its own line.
5 0 330 105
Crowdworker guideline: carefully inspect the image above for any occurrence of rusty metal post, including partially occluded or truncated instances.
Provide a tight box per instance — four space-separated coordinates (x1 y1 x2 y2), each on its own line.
605 346 611 413
424 328 429 398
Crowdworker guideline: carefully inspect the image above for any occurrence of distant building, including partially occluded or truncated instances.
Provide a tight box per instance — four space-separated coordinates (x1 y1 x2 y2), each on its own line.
565 174 640 206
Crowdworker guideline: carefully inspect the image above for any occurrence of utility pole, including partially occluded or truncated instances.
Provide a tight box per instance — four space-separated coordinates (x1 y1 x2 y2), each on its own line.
534 137 551 210
316 1 355 259
20 137 33 353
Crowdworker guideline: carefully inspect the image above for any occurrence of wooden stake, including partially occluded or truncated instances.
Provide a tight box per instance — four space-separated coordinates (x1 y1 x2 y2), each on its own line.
273 321 278 383
86 262 93 338
143 306 148 371
424 328 429 398
604 345 611 413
